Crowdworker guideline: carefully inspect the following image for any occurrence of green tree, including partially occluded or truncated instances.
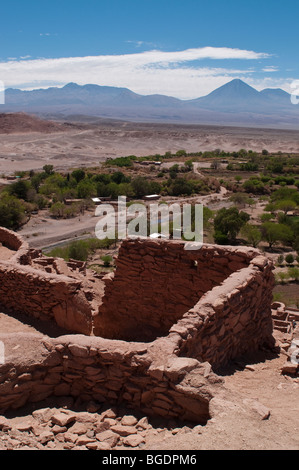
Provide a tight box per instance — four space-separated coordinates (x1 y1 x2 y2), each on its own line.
111 171 130 185
214 230 229 245
131 177 150 199
77 179 96 199
242 179 266 194
275 200 297 215
271 187 299 205
8 180 32 201
184 160 193 171
50 202 65 219
214 207 250 241
0 193 27 229
261 222 294 249
229 193 251 208
71 169 86 183
175 150 186 157
240 224 262 248
171 178 193 196
43 165 54 175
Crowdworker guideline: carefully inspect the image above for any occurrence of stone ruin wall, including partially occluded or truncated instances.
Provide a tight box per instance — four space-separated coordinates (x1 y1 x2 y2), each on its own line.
94 239 275 361
0 227 102 335
0 226 29 264
0 227 276 423
0 333 221 424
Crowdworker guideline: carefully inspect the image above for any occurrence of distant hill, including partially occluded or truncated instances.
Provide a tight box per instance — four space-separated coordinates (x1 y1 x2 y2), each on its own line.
2 79 299 129
188 79 262 110
0 112 80 134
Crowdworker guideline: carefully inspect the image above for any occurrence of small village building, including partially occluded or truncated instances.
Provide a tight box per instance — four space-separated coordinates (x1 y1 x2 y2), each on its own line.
143 194 161 201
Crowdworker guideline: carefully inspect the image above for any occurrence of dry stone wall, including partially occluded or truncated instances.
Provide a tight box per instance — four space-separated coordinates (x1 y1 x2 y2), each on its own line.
0 228 276 421
94 240 253 341
176 255 275 369
0 262 93 335
0 228 96 335
0 333 222 424
94 239 275 360
0 226 29 263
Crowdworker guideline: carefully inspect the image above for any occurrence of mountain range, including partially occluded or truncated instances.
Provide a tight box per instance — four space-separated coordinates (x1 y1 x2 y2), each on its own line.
1 79 298 129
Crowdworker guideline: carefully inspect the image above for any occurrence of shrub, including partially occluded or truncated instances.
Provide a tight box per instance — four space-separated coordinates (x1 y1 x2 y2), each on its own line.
276 272 289 284
214 230 229 245
285 254 295 265
277 254 284 266
68 240 89 261
101 255 113 267
288 267 299 282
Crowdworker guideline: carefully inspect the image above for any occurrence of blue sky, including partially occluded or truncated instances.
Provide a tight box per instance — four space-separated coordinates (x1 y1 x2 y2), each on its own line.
0 0 298 98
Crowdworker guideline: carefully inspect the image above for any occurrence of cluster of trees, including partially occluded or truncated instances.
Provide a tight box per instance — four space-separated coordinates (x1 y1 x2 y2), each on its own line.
105 150 191 168
0 161 226 228
260 188 299 251
106 148 288 170
46 237 115 262
212 187 299 254
0 167 164 227
213 208 296 251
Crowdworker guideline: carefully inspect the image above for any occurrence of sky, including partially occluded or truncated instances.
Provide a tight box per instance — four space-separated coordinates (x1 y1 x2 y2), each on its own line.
0 0 298 99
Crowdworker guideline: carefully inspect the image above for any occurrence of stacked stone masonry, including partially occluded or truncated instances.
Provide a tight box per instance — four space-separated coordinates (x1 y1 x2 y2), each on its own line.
0 227 276 422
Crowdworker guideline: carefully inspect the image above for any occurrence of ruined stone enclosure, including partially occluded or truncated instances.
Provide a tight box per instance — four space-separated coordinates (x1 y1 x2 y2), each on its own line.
0 227 276 423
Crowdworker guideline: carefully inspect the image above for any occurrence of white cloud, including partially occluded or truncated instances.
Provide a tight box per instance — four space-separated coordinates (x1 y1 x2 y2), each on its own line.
0 46 273 99
246 77 294 93
262 66 279 73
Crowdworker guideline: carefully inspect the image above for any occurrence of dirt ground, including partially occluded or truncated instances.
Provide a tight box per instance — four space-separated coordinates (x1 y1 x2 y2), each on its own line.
1 120 299 175
273 284 299 308
0 308 298 451
0 245 15 260
146 347 299 451
19 208 98 250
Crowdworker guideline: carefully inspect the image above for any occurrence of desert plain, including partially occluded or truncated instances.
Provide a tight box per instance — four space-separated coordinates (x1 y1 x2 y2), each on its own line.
1 115 299 175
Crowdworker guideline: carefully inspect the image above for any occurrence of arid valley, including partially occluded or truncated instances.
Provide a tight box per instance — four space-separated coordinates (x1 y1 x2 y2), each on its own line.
2 114 299 175
0 113 298 452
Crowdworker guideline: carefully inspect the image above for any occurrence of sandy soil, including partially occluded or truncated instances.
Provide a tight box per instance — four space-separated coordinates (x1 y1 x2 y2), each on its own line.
0 245 15 260
273 284 299 308
19 209 98 250
145 346 299 451
1 120 299 176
